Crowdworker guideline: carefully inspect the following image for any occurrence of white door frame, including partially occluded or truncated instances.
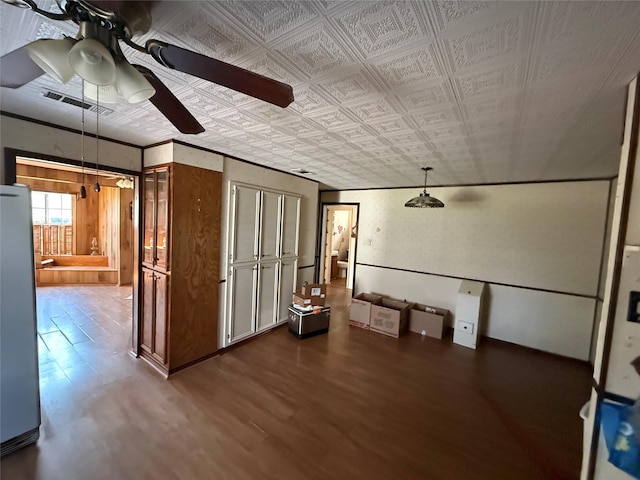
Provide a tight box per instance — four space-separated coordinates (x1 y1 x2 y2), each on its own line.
318 203 359 291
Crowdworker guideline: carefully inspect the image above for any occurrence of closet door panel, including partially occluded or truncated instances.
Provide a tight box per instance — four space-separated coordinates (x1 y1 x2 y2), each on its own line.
259 191 281 261
281 195 300 258
228 264 257 342
278 258 297 323
230 185 260 264
256 261 278 332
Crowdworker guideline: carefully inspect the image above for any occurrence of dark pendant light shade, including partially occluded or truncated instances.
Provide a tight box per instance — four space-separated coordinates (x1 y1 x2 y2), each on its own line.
404 167 444 208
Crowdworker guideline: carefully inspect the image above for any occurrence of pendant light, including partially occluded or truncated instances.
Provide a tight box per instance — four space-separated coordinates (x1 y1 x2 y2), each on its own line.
404 167 444 208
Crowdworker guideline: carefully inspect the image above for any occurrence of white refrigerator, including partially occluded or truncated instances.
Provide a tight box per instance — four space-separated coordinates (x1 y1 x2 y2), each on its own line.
0 184 41 456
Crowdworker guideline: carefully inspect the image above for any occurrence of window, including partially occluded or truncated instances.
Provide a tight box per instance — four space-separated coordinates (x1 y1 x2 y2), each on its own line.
31 191 73 225
31 191 74 256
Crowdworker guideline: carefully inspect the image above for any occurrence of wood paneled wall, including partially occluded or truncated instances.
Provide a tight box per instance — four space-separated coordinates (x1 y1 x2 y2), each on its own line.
98 187 119 264
119 188 134 286
16 163 133 284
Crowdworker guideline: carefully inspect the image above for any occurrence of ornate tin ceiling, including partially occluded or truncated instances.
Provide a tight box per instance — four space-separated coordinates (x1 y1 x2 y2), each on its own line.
1 1 640 189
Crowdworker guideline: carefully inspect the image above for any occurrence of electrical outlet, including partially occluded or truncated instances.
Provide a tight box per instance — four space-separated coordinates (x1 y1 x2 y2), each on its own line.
458 320 474 334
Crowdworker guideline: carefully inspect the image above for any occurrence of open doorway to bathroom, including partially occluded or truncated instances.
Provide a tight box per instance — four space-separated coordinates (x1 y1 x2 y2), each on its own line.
319 203 359 291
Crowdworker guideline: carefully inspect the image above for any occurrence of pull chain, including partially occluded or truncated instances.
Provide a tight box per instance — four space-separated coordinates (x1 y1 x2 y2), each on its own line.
94 88 101 193
80 79 87 199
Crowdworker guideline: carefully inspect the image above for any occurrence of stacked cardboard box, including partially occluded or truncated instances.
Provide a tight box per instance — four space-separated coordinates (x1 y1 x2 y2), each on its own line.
292 283 327 307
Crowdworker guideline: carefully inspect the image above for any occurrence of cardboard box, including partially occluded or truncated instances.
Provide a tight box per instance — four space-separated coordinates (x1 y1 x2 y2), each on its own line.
370 299 412 338
301 283 327 302
349 293 382 329
409 304 449 339
293 290 325 307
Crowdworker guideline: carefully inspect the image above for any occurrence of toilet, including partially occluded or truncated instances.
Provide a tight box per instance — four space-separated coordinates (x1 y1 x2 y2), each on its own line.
334 249 349 278
337 260 348 278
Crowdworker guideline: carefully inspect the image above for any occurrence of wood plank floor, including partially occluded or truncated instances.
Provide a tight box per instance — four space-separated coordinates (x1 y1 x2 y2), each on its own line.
1 284 591 479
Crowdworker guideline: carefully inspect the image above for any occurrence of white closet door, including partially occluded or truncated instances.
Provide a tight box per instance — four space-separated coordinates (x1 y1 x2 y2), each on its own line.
230 185 260 264
228 264 257 343
278 258 298 323
259 191 281 261
281 195 300 258
256 261 278 332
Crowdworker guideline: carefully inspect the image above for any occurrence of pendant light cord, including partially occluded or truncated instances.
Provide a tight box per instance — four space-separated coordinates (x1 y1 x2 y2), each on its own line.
95 89 99 182
81 79 85 185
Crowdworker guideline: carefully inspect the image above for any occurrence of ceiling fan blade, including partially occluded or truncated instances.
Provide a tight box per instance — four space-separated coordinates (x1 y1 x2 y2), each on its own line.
0 45 45 88
146 40 294 108
132 64 204 135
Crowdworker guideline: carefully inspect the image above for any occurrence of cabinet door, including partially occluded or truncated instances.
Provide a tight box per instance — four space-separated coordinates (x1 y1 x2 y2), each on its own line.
256 261 278 332
141 268 154 353
259 191 281 261
228 264 258 343
153 272 168 364
230 185 260 264
281 195 300 258
155 168 170 271
278 258 297 323
142 172 155 267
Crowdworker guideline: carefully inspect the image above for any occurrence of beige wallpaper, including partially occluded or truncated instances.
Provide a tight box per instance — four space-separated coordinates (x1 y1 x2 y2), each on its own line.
324 180 610 297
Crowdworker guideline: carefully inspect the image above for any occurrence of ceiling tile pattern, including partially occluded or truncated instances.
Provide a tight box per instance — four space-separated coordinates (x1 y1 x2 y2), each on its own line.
2 0 640 190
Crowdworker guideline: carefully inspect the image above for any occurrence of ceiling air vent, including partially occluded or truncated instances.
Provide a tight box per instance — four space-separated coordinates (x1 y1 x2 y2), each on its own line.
41 91 63 101
290 167 314 175
61 96 91 109
41 90 114 116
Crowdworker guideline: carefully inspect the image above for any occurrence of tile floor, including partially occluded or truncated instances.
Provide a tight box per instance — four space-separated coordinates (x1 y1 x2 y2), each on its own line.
35 285 134 392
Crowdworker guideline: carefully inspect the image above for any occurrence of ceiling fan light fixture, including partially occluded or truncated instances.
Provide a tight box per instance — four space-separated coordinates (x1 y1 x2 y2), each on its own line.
25 37 76 84
404 167 445 208
116 178 134 189
83 81 121 104
115 60 155 103
69 38 116 85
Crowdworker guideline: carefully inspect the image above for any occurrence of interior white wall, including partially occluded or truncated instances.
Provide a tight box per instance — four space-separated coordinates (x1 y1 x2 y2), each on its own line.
0 115 142 176
354 264 595 360
323 180 610 360
218 158 318 349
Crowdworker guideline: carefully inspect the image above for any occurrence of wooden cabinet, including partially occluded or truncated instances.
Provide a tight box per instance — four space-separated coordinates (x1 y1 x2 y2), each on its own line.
139 162 222 375
141 267 168 365
142 167 170 272
331 255 338 279
226 184 300 345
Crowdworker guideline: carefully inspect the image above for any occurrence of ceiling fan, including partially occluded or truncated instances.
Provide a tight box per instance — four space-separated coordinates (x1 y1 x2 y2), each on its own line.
0 0 295 134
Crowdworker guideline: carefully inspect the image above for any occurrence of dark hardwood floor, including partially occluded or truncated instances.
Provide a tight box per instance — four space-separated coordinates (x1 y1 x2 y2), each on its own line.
1 284 591 479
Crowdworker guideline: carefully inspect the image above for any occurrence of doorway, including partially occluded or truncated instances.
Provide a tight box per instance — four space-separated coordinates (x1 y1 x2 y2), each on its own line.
8 153 139 377
319 204 359 290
